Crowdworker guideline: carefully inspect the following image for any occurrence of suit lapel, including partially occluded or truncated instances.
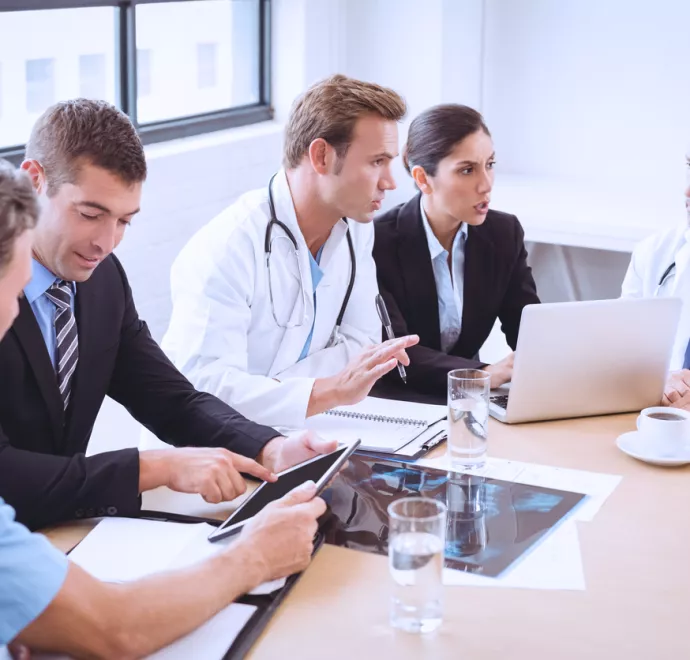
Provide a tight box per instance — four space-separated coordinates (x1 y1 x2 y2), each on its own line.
11 297 64 443
397 195 442 349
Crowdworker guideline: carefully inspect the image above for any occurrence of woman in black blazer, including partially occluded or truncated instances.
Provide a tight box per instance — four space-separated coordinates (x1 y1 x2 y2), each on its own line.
373 104 540 396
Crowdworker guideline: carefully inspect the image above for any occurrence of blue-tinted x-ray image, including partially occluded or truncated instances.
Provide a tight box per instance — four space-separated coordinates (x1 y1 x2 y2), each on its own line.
323 456 585 577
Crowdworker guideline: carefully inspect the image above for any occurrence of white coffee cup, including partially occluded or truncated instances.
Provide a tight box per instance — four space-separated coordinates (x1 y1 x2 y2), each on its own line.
636 406 690 457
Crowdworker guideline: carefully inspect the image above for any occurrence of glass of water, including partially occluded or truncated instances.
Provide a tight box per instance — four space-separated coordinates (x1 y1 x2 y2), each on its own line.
448 368 490 470
388 497 446 634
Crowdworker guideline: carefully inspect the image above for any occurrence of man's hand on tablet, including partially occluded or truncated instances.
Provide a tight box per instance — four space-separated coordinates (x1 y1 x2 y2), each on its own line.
237 481 327 583
139 447 277 503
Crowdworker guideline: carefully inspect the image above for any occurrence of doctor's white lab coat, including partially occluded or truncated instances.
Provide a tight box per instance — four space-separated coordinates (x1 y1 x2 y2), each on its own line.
621 222 690 371
161 170 381 430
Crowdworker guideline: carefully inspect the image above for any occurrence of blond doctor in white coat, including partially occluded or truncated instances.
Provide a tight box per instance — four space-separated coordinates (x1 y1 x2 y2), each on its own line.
621 149 690 406
159 75 418 431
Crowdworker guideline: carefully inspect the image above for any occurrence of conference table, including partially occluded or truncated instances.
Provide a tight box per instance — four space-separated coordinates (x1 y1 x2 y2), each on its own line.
43 412 690 660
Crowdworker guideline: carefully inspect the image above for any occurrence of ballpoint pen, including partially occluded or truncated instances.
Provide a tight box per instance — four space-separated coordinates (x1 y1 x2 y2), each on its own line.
375 293 407 384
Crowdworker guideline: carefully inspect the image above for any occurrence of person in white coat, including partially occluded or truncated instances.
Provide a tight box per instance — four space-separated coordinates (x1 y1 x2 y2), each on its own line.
161 75 418 430
621 148 690 408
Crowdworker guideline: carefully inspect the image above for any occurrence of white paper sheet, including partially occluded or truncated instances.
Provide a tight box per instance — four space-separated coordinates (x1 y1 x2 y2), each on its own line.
33 602 257 660
147 602 256 660
68 518 286 595
443 520 586 590
419 455 621 522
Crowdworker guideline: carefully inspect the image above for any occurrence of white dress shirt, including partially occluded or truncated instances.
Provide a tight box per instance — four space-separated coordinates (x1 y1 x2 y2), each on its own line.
420 197 469 353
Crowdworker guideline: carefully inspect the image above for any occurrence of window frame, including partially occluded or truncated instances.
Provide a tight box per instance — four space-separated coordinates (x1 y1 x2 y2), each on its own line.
0 0 272 162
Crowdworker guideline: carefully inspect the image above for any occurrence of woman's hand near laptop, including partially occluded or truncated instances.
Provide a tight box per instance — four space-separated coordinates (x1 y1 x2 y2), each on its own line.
662 370 690 409
483 352 515 389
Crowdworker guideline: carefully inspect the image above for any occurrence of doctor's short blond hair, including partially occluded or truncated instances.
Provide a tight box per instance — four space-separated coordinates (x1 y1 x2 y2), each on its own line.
283 74 407 169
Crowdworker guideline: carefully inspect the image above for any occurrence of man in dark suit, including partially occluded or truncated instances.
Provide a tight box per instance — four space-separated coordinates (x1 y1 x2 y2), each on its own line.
0 99 335 530
373 104 540 398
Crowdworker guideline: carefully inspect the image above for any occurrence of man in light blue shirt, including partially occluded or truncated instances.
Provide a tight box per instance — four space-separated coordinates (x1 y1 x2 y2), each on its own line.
0 498 68 656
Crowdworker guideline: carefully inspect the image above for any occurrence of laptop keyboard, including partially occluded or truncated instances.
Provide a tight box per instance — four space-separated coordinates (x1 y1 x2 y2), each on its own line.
490 394 509 411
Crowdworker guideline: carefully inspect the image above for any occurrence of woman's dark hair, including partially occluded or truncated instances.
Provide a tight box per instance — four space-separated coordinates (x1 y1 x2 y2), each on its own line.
403 104 490 177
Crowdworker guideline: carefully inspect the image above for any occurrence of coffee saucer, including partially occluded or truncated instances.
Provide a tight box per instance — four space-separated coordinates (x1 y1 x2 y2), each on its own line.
616 431 690 467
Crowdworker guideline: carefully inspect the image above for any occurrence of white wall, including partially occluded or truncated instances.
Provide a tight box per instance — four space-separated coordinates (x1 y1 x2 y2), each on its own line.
483 0 690 195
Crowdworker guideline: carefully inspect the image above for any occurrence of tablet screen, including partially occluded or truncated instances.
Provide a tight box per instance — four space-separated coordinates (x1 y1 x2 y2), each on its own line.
210 446 351 540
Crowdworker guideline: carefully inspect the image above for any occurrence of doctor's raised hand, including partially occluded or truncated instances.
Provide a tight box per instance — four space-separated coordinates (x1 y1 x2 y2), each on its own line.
307 334 420 416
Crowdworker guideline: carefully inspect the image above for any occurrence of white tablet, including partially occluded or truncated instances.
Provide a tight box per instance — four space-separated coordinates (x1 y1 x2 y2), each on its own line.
208 440 360 543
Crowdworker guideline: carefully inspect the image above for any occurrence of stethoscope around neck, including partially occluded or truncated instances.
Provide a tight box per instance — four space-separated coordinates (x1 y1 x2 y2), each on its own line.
264 172 356 346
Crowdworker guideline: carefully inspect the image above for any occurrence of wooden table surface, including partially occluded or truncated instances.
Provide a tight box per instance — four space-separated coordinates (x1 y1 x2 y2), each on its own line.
43 413 690 659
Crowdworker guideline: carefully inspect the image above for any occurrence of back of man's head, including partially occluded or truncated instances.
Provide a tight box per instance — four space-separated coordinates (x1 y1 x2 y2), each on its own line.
0 159 38 276
25 99 147 195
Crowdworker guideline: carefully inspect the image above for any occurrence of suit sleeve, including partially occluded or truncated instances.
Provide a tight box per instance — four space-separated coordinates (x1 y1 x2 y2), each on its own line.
0 424 141 531
106 257 279 458
497 219 541 350
378 282 486 396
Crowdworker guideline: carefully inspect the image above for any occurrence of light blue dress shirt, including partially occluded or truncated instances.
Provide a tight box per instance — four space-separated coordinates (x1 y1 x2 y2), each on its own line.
298 245 325 361
23 259 75 369
420 198 469 353
0 497 69 646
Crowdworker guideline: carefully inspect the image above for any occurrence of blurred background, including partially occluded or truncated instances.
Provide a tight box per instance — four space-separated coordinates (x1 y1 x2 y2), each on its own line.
1 0 688 446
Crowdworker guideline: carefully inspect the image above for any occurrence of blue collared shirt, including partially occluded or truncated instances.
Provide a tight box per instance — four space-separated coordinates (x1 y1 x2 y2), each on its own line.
0 498 69 646
23 259 75 369
420 198 468 353
298 246 325 361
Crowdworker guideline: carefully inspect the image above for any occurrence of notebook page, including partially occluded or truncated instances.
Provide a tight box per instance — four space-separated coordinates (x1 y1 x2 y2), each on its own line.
306 397 447 452
306 411 423 451
328 396 446 424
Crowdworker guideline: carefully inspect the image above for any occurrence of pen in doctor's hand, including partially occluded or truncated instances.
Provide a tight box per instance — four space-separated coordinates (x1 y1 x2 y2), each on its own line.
375 293 407 384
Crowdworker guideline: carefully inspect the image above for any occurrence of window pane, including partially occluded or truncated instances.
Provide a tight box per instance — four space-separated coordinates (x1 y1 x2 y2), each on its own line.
0 7 117 149
137 49 153 98
197 43 218 89
26 58 55 114
79 53 107 100
136 0 260 125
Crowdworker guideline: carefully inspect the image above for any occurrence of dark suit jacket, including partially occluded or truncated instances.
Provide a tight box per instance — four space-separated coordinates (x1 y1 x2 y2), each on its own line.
373 194 540 396
0 255 278 530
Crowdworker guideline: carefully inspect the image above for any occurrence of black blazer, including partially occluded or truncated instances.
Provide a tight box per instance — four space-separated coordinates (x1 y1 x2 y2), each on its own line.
0 255 278 530
373 194 540 396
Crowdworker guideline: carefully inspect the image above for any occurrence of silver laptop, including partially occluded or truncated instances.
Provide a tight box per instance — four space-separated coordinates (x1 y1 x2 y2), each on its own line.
489 297 682 424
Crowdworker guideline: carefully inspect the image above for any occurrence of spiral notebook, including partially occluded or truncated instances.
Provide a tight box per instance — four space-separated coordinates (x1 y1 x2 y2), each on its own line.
306 397 447 455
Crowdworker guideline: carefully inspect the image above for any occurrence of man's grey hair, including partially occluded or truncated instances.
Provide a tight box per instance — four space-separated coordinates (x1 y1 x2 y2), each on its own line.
0 159 39 275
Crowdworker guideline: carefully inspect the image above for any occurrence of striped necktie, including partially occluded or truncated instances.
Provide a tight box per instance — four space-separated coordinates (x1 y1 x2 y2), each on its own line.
45 280 79 410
